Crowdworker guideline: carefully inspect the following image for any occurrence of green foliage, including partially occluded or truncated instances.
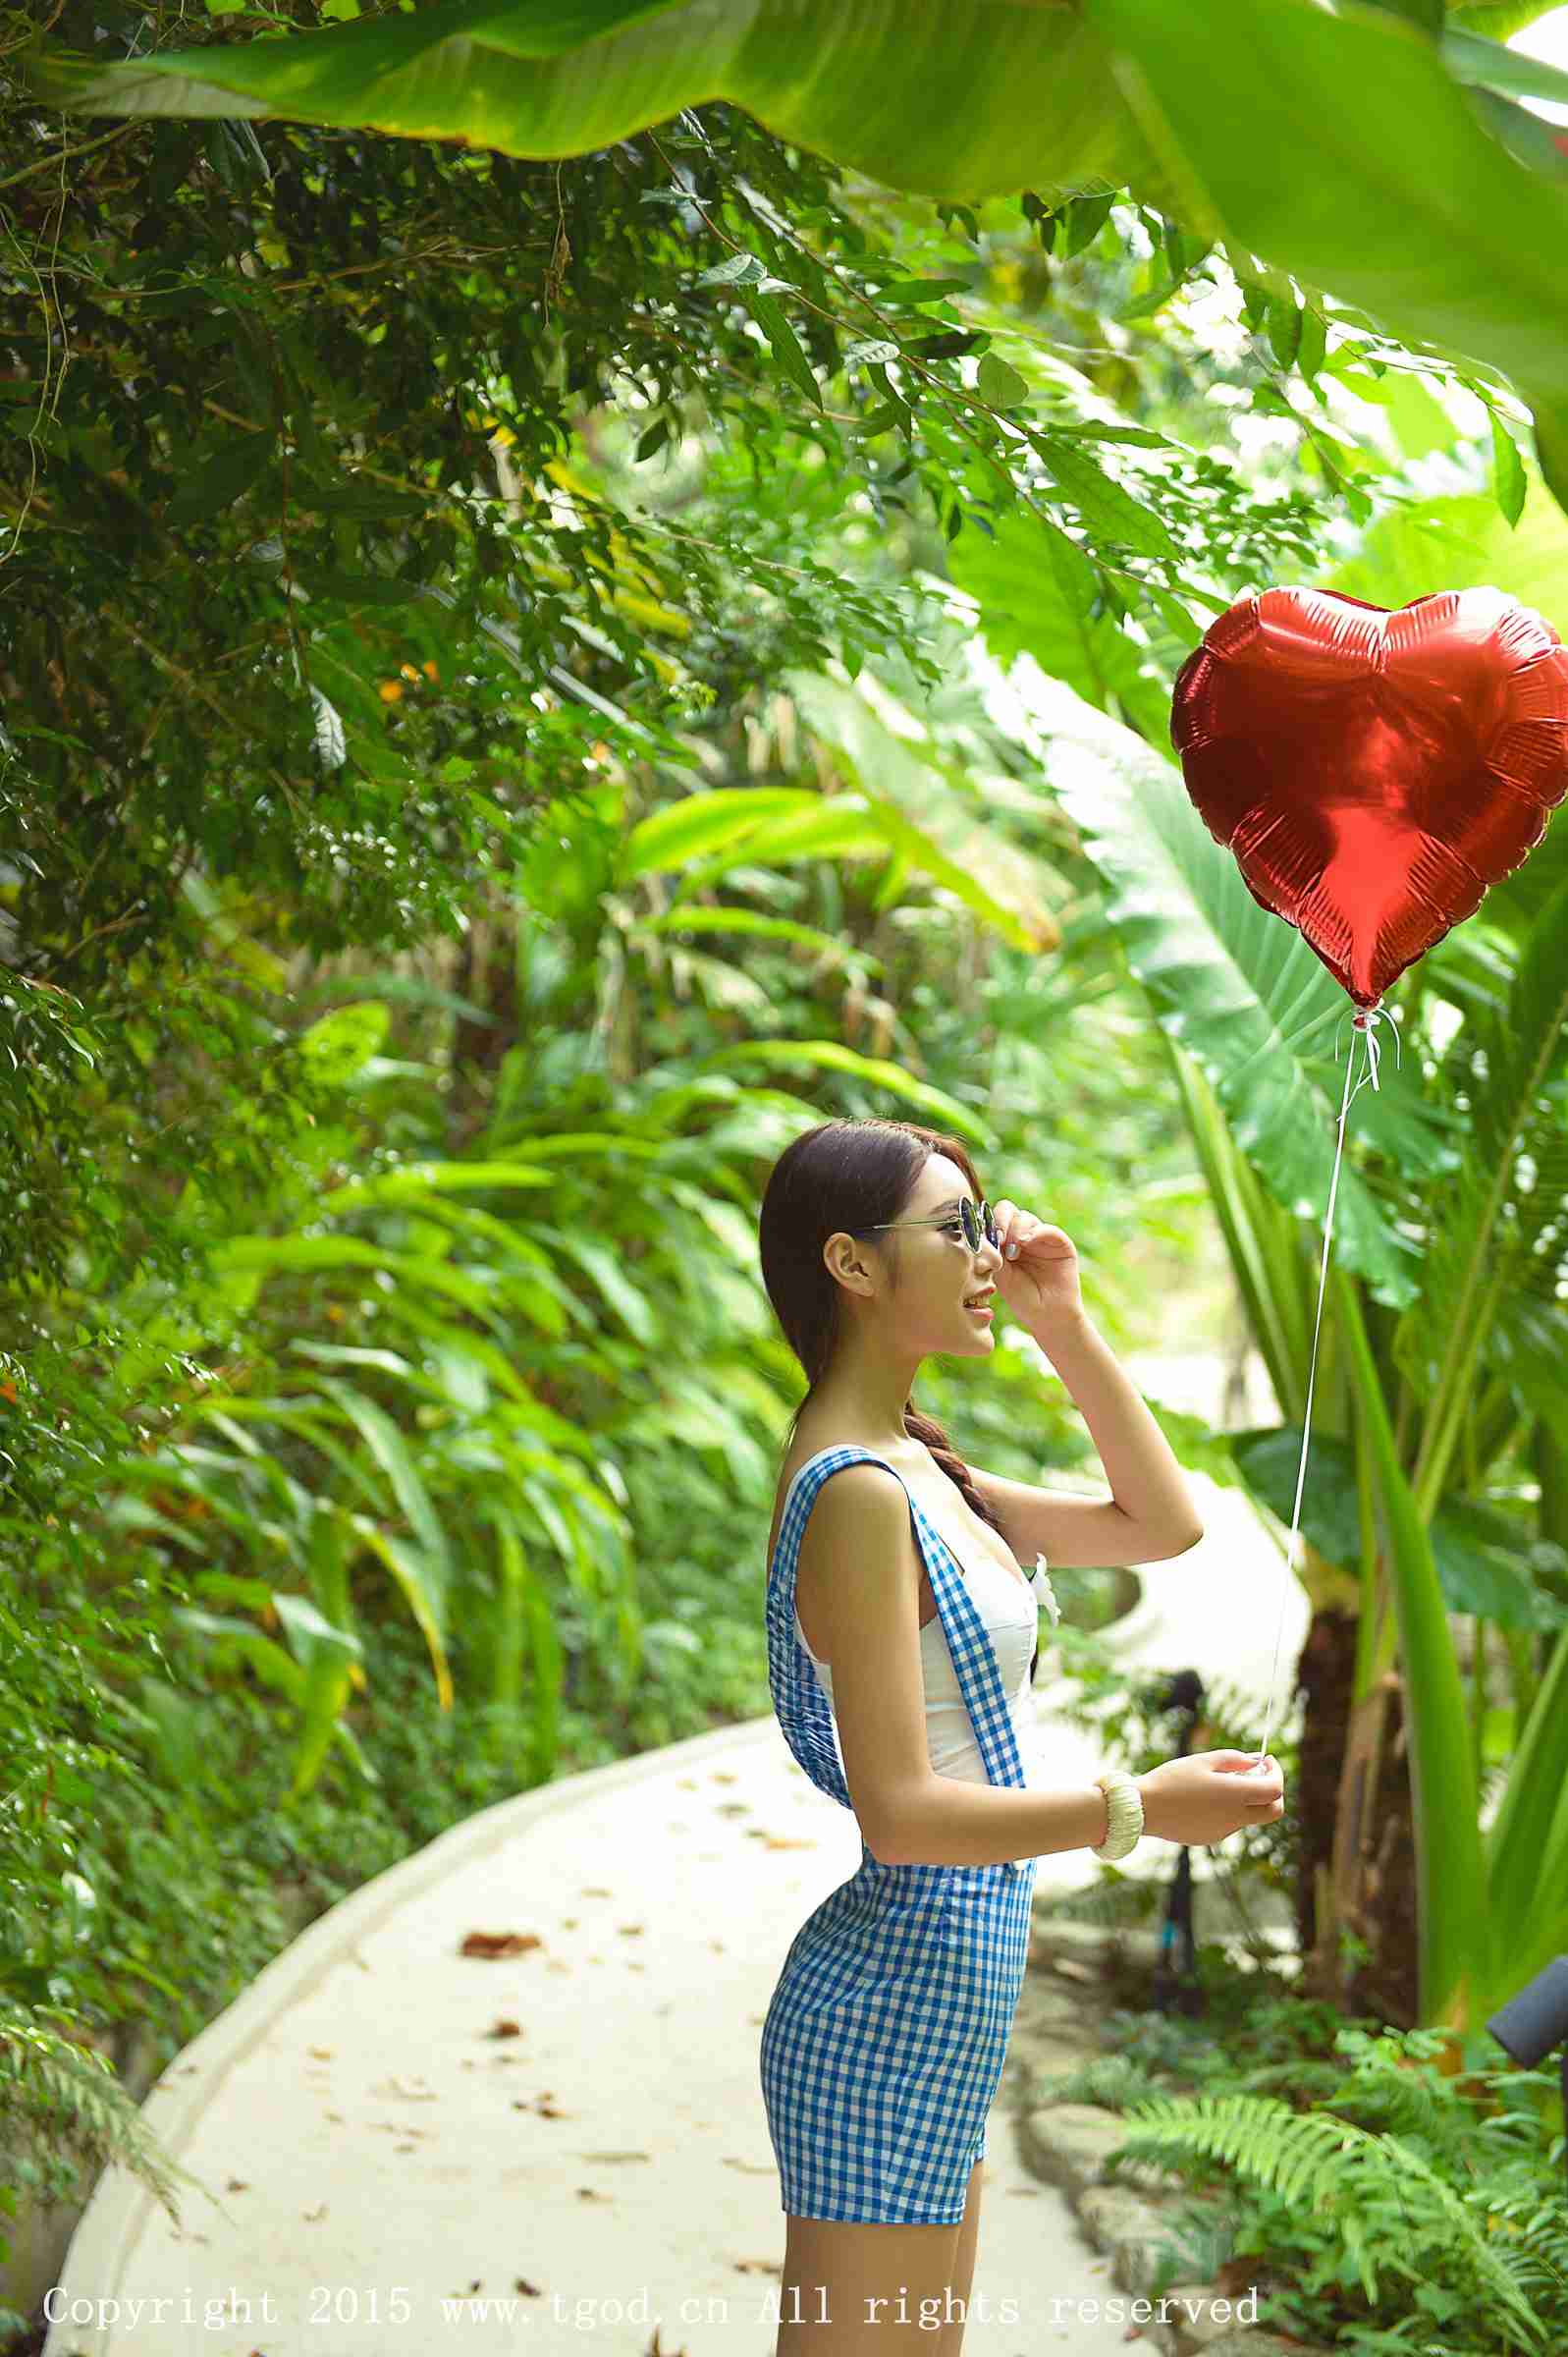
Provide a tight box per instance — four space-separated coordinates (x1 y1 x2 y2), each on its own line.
1106 2020 1568 2352
1041 1986 1568 2353
1030 2047 1171 2114
0 2002 211 2340
5 3 1568 2330
26 0 1568 509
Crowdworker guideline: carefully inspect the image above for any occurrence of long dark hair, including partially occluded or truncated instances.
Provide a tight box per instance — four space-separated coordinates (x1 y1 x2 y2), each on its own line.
758 1117 1038 1682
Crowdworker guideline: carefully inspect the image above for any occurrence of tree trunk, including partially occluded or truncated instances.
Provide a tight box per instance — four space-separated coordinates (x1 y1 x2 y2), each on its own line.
1341 1668 1420 2029
453 910 517 1079
1291 1605 1357 1971
1299 1602 1420 2029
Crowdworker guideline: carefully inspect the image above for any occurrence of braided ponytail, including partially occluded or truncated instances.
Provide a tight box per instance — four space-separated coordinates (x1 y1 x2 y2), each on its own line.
904 1403 1039 1689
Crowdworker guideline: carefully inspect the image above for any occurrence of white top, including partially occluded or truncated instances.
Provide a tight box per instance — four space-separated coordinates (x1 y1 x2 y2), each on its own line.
784 1459 1056 1789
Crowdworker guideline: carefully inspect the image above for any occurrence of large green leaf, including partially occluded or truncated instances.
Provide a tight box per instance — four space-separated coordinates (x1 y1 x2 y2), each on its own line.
1450 1 1568 37
1239 1430 1567 1629
1333 1269 1494 2029
1327 485 1568 618
623 767 1052 954
784 669 1063 951
1395 871 1568 1516
946 495 1178 742
22 0 1151 205
26 0 1568 516
1086 0 1568 512
1485 1618 1568 1990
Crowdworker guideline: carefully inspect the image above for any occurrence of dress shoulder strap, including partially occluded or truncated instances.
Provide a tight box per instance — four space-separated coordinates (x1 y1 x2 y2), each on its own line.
764 1447 903 1818
763 1445 1028 1869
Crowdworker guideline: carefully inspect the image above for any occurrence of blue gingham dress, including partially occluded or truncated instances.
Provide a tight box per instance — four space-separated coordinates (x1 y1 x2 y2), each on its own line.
759 1445 1043 2224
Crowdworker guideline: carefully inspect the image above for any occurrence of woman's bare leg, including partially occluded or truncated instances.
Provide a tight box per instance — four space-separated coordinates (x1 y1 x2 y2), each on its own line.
938 2160 983 2354
775 2188 970 2354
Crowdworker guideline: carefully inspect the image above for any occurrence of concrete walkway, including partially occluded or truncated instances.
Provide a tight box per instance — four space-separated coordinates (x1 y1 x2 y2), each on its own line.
42 1348 1302 2357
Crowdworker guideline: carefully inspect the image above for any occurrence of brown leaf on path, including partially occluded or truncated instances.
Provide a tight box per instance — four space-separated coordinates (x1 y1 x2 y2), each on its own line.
461 1930 543 1957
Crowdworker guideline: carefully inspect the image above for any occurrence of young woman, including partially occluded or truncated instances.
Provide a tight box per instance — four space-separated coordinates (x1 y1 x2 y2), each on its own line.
756 1118 1285 2353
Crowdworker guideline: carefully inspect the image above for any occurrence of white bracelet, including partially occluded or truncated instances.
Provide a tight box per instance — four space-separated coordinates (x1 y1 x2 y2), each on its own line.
1092 1770 1144 1863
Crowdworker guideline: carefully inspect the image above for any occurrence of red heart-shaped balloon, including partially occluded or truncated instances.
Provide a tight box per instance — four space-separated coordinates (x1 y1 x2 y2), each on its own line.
1169 585 1568 1009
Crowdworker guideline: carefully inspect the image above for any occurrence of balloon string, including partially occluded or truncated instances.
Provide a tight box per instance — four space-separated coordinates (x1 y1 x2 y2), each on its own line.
1247 999 1402 1773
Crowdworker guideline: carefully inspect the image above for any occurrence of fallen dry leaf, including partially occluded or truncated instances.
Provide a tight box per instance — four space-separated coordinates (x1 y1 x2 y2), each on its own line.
460 1930 543 1958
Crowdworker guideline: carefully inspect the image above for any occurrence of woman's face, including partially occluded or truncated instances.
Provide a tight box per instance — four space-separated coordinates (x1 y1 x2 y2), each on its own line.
841 1152 1005 1355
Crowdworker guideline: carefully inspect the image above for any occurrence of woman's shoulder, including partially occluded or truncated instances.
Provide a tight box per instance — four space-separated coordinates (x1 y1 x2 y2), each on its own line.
770 1433 929 1563
777 1430 929 1500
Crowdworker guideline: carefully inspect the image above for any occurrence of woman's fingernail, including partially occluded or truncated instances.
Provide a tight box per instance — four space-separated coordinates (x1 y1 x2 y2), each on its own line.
1006 1241 1018 1257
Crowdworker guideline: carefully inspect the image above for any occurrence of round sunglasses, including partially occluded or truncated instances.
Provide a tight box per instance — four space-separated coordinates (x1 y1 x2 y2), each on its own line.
855 1197 1000 1255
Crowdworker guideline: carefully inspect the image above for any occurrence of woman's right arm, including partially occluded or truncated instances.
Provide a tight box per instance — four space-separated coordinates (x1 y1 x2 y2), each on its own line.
808 1467 1282 1868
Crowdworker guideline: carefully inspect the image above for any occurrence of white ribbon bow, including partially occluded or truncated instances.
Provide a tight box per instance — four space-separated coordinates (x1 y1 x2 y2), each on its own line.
1033 1554 1061 1628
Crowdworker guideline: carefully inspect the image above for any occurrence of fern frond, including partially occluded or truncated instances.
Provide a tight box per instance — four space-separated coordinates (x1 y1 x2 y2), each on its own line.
1111 2091 1545 2349
1032 2052 1165 2112
0 2005 215 2228
1330 2028 1479 2170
